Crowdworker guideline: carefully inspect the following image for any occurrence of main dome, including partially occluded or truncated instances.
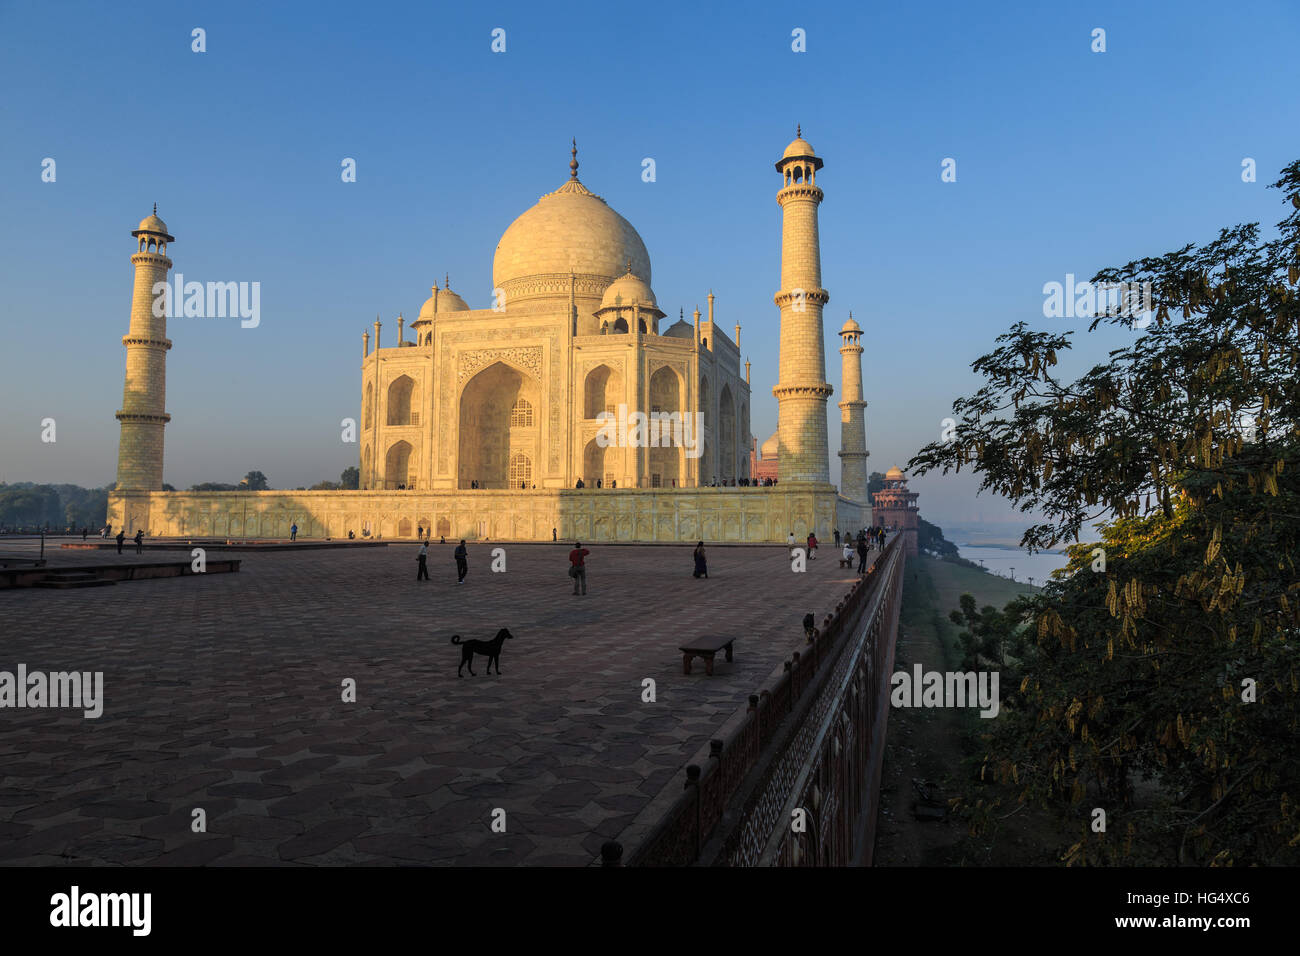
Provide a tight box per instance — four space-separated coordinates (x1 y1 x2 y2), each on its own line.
493 177 651 295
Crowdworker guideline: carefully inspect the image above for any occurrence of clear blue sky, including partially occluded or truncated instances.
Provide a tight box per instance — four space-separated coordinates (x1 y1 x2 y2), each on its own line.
2 0 1297 528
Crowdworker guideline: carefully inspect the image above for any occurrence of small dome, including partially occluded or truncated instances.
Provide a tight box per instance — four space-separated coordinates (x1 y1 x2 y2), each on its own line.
840 316 861 334
662 318 694 339
776 127 824 172
783 136 816 160
132 205 173 240
885 466 905 480
599 269 658 312
761 431 779 459
417 285 470 321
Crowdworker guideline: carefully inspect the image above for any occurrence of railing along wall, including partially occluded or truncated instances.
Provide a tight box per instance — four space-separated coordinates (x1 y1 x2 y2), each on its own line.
615 534 905 866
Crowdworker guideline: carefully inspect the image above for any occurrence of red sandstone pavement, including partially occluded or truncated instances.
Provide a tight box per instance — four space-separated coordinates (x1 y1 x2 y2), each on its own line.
0 540 882 866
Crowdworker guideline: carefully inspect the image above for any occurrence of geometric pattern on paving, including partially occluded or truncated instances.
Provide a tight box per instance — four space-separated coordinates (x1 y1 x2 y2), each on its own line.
0 540 880 865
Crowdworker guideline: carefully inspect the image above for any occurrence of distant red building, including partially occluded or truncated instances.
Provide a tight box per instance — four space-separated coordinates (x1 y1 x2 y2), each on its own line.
750 433 778 483
872 466 919 557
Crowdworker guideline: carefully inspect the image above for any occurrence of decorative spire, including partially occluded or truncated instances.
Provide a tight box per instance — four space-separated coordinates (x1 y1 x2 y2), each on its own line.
626 258 632 275
445 273 451 290
570 138 579 180
796 123 802 138
152 202 157 215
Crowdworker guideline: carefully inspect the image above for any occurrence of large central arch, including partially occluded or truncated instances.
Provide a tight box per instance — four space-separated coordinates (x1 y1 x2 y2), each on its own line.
458 361 540 489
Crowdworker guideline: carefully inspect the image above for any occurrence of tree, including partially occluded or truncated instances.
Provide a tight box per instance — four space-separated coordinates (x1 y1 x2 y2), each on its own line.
189 482 238 491
310 480 341 490
340 466 360 490
909 160 1300 865
241 471 270 490
867 470 886 499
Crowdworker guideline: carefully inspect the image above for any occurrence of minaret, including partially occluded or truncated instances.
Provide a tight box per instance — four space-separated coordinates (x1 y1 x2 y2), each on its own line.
115 206 174 491
773 127 832 483
837 313 869 502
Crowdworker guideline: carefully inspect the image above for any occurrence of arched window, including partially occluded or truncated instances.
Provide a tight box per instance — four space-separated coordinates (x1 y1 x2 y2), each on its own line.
510 398 534 427
612 317 629 334
387 375 417 426
509 453 531 488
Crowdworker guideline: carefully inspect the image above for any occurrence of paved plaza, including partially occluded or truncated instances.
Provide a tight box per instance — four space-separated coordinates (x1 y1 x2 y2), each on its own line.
0 539 879 865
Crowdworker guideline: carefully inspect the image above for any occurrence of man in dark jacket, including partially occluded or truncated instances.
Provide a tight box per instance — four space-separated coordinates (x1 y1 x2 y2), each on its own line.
454 540 468 584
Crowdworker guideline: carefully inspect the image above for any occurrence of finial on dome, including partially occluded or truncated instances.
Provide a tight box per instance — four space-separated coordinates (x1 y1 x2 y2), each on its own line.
796 124 801 138
445 273 451 290
570 138 579 180
152 202 157 215
626 258 632 275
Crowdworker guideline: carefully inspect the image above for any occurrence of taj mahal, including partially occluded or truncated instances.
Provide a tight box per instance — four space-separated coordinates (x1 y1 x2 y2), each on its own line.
108 130 874 543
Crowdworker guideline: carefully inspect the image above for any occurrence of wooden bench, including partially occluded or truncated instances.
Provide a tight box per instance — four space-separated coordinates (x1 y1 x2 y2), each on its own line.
680 635 736 675
838 556 854 568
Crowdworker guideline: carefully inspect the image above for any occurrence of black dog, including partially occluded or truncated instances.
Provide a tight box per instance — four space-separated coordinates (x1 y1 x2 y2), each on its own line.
452 628 513 676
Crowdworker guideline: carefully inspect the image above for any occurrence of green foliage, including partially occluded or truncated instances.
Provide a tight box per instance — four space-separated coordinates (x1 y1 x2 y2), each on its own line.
240 470 270 490
188 482 239 491
912 160 1300 865
0 483 111 528
340 466 360 490
309 480 341 490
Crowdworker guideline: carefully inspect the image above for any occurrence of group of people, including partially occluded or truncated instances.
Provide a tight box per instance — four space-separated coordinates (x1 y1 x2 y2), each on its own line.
415 537 470 584
113 528 145 554
839 526 888 573
413 536 593 594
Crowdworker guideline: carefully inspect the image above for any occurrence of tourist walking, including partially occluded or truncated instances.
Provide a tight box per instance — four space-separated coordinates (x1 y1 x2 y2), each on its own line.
833 529 840 547
856 536 869 574
115 529 125 554
806 531 818 560
290 522 297 542
568 541 590 595
81 527 88 541
133 529 144 554
693 541 708 579
454 539 468 584
416 540 429 581
877 526 886 549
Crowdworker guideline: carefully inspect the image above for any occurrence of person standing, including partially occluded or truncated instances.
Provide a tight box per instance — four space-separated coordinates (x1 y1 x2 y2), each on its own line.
417 523 423 539
416 540 429 581
833 529 840 548
116 529 125 554
133 529 144 554
454 539 468 584
806 531 818 560
552 527 557 542
693 541 708 579
878 526 886 550
81 527 88 541
568 541 590 595
842 541 854 566
290 522 298 542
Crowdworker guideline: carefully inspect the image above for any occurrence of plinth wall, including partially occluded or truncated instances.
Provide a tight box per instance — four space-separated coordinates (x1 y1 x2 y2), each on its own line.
109 485 846 544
